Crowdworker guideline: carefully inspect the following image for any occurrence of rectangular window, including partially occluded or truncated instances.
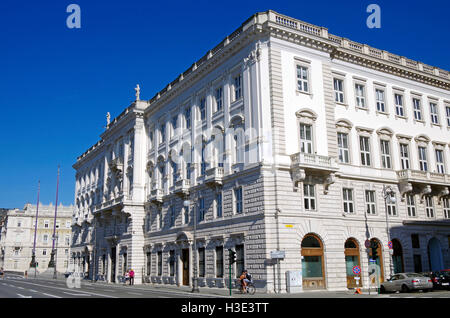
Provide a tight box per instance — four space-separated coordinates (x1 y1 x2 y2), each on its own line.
375 88 386 112
443 198 450 219
435 149 445 174
418 146 428 172
234 75 242 100
199 98 206 121
42 249 47 256
235 245 245 278
296 65 309 93
334 78 344 103
386 193 397 216
171 115 177 137
146 252 151 276
303 184 316 211
160 123 166 144
169 250 175 277
169 206 175 228
198 248 205 278
215 87 223 112
354 83 366 108
185 108 191 129
430 102 439 124
235 187 243 214
399 144 410 170
411 234 420 248
184 206 189 225
43 234 48 243
216 246 224 278
198 198 205 222
359 136 371 166
216 192 222 218
394 93 404 117
425 196 434 218
413 98 422 121
148 130 154 150
413 254 422 273
299 124 313 154
446 106 450 127
365 190 376 215
337 133 350 163
342 188 354 214
380 140 392 169
406 194 416 217
157 251 162 276
44 220 49 228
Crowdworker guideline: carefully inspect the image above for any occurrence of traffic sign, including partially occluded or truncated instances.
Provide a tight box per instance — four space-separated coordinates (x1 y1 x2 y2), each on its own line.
352 265 361 275
388 241 393 249
270 250 286 259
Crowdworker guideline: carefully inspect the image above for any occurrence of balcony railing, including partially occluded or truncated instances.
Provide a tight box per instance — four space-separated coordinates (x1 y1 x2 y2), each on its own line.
396 169 450 185
290 152 339 172
174 178 190 195
205 167 224 185
148 188 163 203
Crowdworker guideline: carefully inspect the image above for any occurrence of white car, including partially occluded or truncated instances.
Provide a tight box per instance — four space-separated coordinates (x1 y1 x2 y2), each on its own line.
380 273 433 293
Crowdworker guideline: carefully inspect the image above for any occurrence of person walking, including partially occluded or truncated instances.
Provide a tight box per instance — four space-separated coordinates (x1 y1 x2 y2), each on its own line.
129 269 135 286
124 270 129 285
24 270 28 279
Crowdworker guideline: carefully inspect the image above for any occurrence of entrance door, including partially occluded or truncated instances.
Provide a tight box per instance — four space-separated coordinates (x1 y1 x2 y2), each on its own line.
182 249 189 286
369 239 384 283
345 238 361 288
111 247 116 283
301 234 326 289
392 239 404 274
428 238 444 271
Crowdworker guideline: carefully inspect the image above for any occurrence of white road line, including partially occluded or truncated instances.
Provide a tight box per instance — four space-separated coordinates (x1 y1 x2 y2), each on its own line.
29 289 38 293
42 293 62 298
17 294 32 298
63 292 91 296
126 292 143 295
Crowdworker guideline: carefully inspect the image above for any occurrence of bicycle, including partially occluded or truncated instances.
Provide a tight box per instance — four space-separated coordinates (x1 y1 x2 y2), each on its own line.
236 278 256 295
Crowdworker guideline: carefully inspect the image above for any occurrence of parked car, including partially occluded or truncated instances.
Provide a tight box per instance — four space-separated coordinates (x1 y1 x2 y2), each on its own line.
380 273 433 293
429 270 450 290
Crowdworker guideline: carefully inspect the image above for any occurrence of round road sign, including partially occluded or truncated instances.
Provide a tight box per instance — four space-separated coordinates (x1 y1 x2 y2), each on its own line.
388 241 393 249
352 265 361 275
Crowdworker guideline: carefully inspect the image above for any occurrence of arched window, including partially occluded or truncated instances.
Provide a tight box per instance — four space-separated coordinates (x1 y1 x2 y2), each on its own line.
301 234 325 290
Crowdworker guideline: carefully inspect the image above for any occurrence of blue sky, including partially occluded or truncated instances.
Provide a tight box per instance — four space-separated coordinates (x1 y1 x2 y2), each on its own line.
0 0 448 208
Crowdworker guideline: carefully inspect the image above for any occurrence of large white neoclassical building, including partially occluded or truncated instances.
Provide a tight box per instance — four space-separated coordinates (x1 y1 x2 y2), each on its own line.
72 10 450 292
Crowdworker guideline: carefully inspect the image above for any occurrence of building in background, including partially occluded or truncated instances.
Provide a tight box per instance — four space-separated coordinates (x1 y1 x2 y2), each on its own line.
0 203 73 274
73 10 450 292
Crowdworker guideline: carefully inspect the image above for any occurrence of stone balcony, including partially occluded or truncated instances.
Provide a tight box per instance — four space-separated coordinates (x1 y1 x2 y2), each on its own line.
204 166 224 185
174 178 190 196
396 169 450 201
290 152 339 194
148 188 163 203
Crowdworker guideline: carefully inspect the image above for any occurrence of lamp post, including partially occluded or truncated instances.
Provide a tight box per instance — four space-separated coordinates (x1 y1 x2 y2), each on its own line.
383 185 396 277
30 181 40 278
183 197 199 293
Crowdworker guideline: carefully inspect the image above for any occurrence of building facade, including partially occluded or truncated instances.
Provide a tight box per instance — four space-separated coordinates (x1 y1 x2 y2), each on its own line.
0 203 73 274
73 10 450 292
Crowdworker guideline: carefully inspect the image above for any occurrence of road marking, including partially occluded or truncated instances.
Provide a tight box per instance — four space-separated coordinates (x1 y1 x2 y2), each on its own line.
42 293 62 298
63 292 91 296
17 294 32 298
29 289 38 293
126 292 143 295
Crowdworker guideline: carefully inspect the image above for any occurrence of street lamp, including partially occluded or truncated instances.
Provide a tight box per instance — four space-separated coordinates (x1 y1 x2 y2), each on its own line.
383 185 396 277
183 198 199 293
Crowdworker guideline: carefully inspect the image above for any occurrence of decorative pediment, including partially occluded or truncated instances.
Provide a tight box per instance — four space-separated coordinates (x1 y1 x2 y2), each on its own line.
335 119 353 133
376 127 394 140
295 108 317 124
355 126 374 136
396 134 412 144
414 134 430 147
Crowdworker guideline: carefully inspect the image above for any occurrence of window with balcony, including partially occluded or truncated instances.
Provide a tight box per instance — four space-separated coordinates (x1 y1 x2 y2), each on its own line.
394 93 405 117
333 78 344 103
303 184 316 211
234 75 242 101
365 190 376 215
435 149 445 174
342 188 354 214
380 140 392 169
299 124 313 154
399 143 410 170
406 194 416 217
296 65 309 93
375 88 386 113
359 136 371 166
430 102 439 125
418 146 428 172
337 133 350 164
354 83 366 108
425 196 434 218
413 98 422 121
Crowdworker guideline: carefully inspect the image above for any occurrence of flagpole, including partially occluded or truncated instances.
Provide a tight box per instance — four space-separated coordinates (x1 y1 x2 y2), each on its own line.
30 180 40 278
49 166 60 279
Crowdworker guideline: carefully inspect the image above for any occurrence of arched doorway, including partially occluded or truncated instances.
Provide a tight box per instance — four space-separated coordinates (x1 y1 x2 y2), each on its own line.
345 238 361 288
368 238 384 283
301 234 325 289
392 239 404 274
428 238 444 271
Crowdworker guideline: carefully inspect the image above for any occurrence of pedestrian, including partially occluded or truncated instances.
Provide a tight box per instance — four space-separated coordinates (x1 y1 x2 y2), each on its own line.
124 270 129 285
129 269 135 285
0 267 4 280
24 270 28 279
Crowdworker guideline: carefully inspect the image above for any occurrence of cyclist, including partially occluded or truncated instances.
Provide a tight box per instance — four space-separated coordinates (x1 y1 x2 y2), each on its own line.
239 270 247 293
